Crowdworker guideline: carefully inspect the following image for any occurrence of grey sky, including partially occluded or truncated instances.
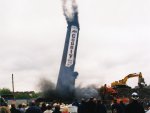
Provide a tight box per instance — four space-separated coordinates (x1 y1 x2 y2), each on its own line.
0 0 150 91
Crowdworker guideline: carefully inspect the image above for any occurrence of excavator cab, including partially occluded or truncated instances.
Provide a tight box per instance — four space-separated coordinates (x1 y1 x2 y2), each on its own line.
138 73 147 88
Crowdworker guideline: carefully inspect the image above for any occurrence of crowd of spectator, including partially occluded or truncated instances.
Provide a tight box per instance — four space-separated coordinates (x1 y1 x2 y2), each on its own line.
0 92 150 113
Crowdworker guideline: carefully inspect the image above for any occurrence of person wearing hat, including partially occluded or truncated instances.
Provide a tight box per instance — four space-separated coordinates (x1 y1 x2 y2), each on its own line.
125 92 145 113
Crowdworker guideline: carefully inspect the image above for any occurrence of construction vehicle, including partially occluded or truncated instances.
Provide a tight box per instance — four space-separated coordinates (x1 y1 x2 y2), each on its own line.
101 72 146 104
103 84 117 95
111 72 146 88
100 84 129 104
100 84 117 103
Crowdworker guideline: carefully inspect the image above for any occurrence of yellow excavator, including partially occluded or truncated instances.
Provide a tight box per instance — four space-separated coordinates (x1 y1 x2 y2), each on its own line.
111 72 146 88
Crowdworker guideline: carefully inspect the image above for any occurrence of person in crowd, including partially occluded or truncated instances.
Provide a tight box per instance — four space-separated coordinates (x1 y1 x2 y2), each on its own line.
18 104 25 113
44 104 53 113
78 98 86 113
86 97 97 113
111 99 124 113
62 106 69 113
68 103 78 113
119 100 126 113
25 101 42 113
146 103 150 113
41 103 47 113
96 99 107 113
22 103 27 113
10 104 21 113
52 105 61 113
72 99 79 107
0 106 10 113
125 92 145 113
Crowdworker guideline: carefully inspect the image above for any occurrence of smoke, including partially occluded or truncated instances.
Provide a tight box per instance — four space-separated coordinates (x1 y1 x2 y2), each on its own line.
38 78 75 102
38 78 100 102
62 0 78 22
75 84 99 100
37 78 58 100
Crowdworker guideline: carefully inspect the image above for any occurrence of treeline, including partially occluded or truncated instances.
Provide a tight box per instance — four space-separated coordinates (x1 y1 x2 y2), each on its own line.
0 88 40 99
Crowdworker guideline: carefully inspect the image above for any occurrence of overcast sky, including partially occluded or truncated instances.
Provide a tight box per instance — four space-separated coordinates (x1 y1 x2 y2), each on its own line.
0 0 150 91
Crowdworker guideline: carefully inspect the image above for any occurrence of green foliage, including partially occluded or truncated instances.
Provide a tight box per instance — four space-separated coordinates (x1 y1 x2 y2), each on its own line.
0 88 40 99
0 88 12 95
14 91 40 99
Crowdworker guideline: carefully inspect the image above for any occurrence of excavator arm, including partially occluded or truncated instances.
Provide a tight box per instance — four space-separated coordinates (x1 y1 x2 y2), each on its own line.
111 72 146 88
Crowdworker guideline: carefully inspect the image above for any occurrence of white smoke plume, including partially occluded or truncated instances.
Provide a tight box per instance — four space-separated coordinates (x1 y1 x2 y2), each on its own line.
62 0 78 21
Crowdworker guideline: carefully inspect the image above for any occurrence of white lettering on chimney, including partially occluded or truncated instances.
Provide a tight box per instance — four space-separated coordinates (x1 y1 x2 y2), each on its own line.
66 26 78 67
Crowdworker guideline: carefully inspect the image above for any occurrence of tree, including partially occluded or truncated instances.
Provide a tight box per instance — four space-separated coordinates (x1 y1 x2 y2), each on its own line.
0 88 12 95
14 91 40 99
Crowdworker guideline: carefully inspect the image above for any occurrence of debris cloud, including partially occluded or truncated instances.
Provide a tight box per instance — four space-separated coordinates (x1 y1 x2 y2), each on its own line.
38 78 99 102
